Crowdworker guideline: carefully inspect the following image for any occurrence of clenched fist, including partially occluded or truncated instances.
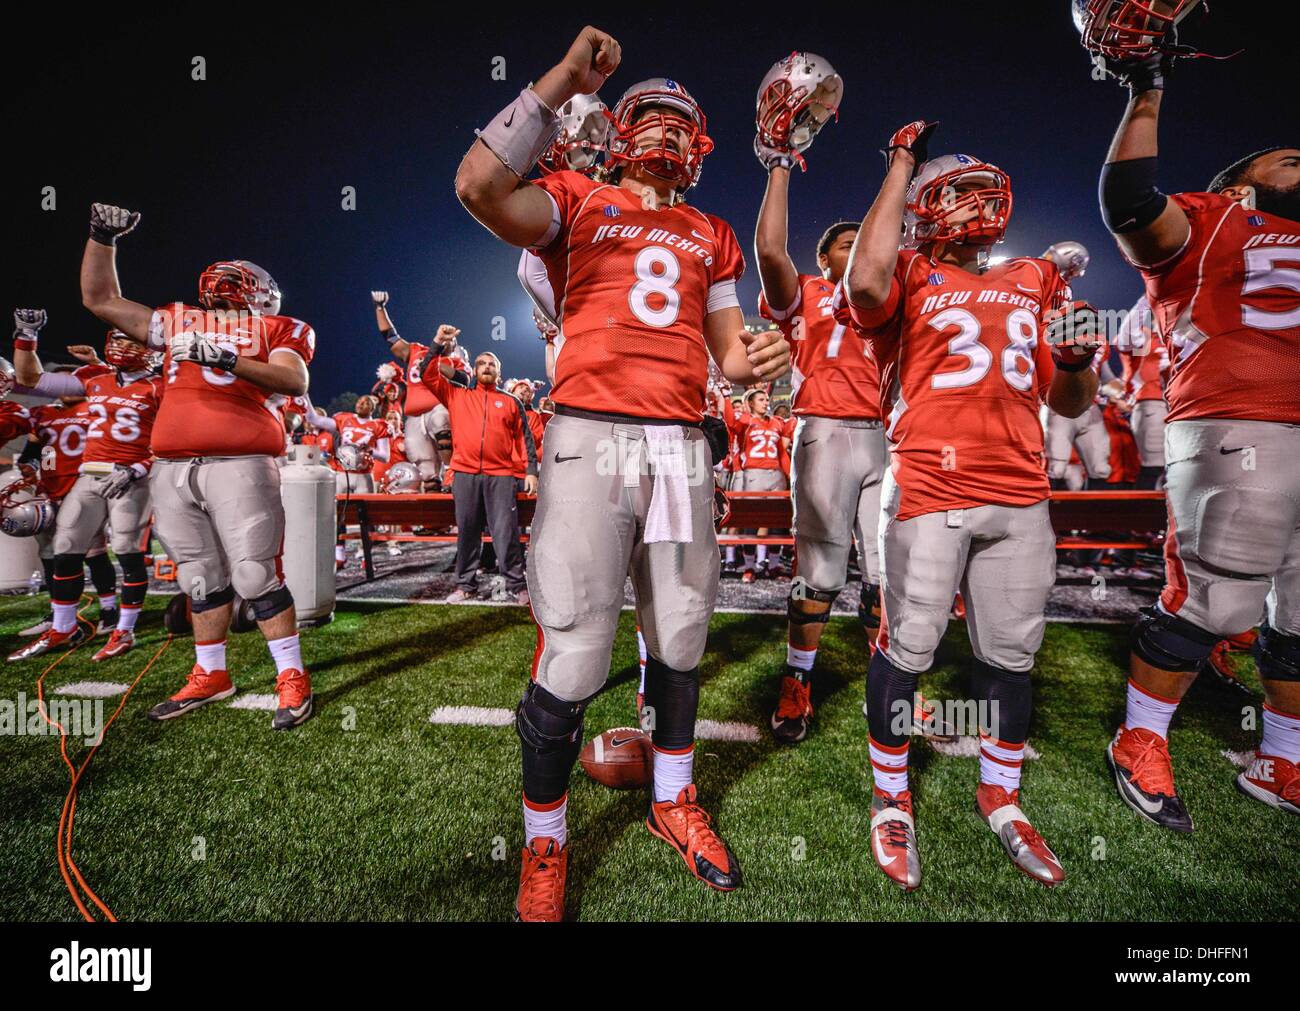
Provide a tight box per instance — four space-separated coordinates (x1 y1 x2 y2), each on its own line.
89 203 141 246
882 120 938 177
371 290 389 308
13 309 46 350
558 26 621 96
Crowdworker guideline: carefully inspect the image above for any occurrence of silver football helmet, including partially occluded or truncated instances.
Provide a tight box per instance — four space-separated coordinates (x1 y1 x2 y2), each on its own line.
542 93 611 173
756 52 844 154
0 357 15 398
0 466 54 537
903 154 1013 248
607 78 713 190
335 442 371 473
384 461 420 494
198 259 282 316
1042 240 1091 282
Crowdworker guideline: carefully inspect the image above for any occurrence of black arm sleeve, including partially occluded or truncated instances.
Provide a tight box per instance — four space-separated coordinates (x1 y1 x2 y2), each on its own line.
1099 157 1169 234
17 438 42 466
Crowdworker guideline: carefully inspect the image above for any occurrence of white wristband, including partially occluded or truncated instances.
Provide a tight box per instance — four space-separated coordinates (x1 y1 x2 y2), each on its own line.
477 87 561 178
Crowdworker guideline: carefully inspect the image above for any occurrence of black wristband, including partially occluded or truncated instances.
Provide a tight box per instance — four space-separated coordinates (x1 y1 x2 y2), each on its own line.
381 327 401 345
89 226 119 246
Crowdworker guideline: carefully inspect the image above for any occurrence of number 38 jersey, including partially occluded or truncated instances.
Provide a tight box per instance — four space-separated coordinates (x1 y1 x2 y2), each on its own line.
73 364 163 469
148 304 316 459
531 170 745 422
837 251 1066 522
1139 192 1300 425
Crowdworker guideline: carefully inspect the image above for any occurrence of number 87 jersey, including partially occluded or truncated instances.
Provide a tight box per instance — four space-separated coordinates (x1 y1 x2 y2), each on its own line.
836 250 1067 522
529 170 745 421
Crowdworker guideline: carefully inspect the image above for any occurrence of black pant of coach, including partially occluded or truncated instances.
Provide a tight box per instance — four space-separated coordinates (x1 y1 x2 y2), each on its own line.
452 472 526 594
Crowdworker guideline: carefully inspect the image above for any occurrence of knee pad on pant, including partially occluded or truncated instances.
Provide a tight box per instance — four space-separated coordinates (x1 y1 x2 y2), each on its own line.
1255 624 1300 683
1131 605 1219 673
866 649 919 748
643 656 699 751
51 553 87 605
788 579 837 626
970 658 1033 744
231 558 282 602
858 582 882 630
516 682 587 804
248 583 294 622
189 583 235 614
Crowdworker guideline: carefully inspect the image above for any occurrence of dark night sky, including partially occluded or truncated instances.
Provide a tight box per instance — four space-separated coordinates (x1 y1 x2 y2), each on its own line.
3 2 1289 403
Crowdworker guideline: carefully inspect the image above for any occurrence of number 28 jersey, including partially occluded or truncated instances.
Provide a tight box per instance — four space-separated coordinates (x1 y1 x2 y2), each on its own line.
837 251 1067 522
531 170 745 422
1139 192 1300 425
148 304 316 459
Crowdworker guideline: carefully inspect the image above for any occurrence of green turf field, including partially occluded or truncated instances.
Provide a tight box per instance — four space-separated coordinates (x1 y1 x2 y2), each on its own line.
0 594 1295 922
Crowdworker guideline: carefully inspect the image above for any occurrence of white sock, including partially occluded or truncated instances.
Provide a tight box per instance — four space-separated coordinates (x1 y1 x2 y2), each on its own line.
787 645 817 673
1261 704 1300 764
267 634 304 676
743 552 755 572
195 638 227 674
870 737 909 796
52 601 78 634
117 605 141 633
98 593 117 612
335 544 345 562
979 735 1025 793
653 745 694 803
1124 679 1179 740
725 547 736 563
523 793 567 849
757 545 768 565
636 628 647 686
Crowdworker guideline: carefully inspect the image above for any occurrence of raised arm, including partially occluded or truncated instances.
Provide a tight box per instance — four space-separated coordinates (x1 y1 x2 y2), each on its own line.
372 290 410 362
754 166 799 315
79 204 154 342
454 27 621 247
845 121 935 309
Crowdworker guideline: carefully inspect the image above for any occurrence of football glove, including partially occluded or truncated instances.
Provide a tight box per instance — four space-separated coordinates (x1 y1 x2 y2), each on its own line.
1045 300 1106 371
170 331 238 372
89 203 141 246
882 120 938 178
753 135 797 172
1106 51 1174 95
371 290 389 307
97 463 147 500
13 308 46 351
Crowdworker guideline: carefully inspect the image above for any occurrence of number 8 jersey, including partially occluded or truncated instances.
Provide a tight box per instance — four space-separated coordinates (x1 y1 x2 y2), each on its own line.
530 170 745 421
1139 192 1300 425
837 251 1067 522
148 303 317 458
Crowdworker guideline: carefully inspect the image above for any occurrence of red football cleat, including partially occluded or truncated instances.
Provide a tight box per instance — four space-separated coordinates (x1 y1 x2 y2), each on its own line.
92 628 135 662
646 784 742 891
770 669 813 744
976 784 1065 886
7 624 89 662
273 668 314 730
515 836 568 922
1107 726 1193 832
869 788 921 891
147 665 236 721
1237 753 1300 816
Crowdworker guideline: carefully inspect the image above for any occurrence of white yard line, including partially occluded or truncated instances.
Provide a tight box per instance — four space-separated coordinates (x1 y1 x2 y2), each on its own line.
227 694 278 711
52 681 130 698
427 705 761 742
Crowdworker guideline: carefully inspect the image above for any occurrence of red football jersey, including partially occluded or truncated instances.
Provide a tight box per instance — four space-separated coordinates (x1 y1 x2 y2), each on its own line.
760 274 882 420
30 402 87 499
401 344 442 418
1139 192 1300 424
75 364 162 468
328 412 389 473
1102 402 1141 485
838 252 1067 521
0 401 33 445
723 399 785 472
1115 296 1169 405
532 170 746 421
148 304 316 458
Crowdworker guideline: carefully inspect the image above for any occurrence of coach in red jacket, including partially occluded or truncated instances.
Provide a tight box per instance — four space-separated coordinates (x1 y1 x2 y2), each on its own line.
423 331 537 604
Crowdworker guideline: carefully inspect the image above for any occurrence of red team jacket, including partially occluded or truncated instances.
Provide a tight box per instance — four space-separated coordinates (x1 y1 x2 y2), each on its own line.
421 363 536 477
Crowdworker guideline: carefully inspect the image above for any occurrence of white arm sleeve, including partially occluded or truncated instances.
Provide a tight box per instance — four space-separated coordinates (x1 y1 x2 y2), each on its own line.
305 408 337 433
32 372 87 398
372 437 391 463
706 279 741 315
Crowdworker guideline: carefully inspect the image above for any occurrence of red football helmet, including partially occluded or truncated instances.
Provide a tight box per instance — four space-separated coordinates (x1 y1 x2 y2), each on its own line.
104 329 153 372
606 78 714 191
198 260 282 316
905 154 1014 247
1072 0 1204 61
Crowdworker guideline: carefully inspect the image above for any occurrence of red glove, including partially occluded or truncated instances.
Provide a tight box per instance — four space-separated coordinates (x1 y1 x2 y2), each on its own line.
1045 300 1105 371
881 120 938 177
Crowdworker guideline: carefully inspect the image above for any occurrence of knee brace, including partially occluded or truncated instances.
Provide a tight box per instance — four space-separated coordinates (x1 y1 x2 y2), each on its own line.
865 649 919 748
117 551 148 608
51 553 87 605
516 682 587 804
1255 624 1300 683
249 584 294 622
971 658 1033 744
189 583 235 614
787 578 837 626
858 582 882 630
643 655 699 751
1131 605 1219 673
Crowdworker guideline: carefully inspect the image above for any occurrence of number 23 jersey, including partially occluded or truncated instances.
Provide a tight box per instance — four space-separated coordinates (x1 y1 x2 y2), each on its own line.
530 170 745 422
837 251 1066 522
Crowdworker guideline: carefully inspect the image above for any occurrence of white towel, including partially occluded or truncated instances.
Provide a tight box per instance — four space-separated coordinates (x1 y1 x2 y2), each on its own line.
642 425 692 544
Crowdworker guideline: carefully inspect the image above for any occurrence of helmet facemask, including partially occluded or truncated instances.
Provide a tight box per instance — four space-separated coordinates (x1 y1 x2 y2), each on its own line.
1074 0 1203 62
908 162 1013 247
539 95 612 174
608 89 713 192
198 260 282 316
755 52 843 161
104 330 153 373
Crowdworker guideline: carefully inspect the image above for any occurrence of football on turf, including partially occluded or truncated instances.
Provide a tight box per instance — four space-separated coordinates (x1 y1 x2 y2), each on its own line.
580 727 653 789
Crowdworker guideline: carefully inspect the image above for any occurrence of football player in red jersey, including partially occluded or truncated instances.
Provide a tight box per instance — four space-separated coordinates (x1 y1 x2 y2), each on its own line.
372 293 456 489
1078 1 1300 825
839 120 1104 890
79 203 316 731
717 386 787 582
752 51 889 743
9 317 161 663
455 26 789 920
304 394 390 567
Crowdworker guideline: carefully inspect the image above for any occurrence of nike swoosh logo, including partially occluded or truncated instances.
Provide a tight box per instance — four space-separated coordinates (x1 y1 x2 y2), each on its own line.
690 229 712 243
872 831 897 867
609 736 639 748
553 453 581 463
1016 284 1036 293
1129 788 1165 815
800 439 819 447
504 110 515 127
1219 446 1251 455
